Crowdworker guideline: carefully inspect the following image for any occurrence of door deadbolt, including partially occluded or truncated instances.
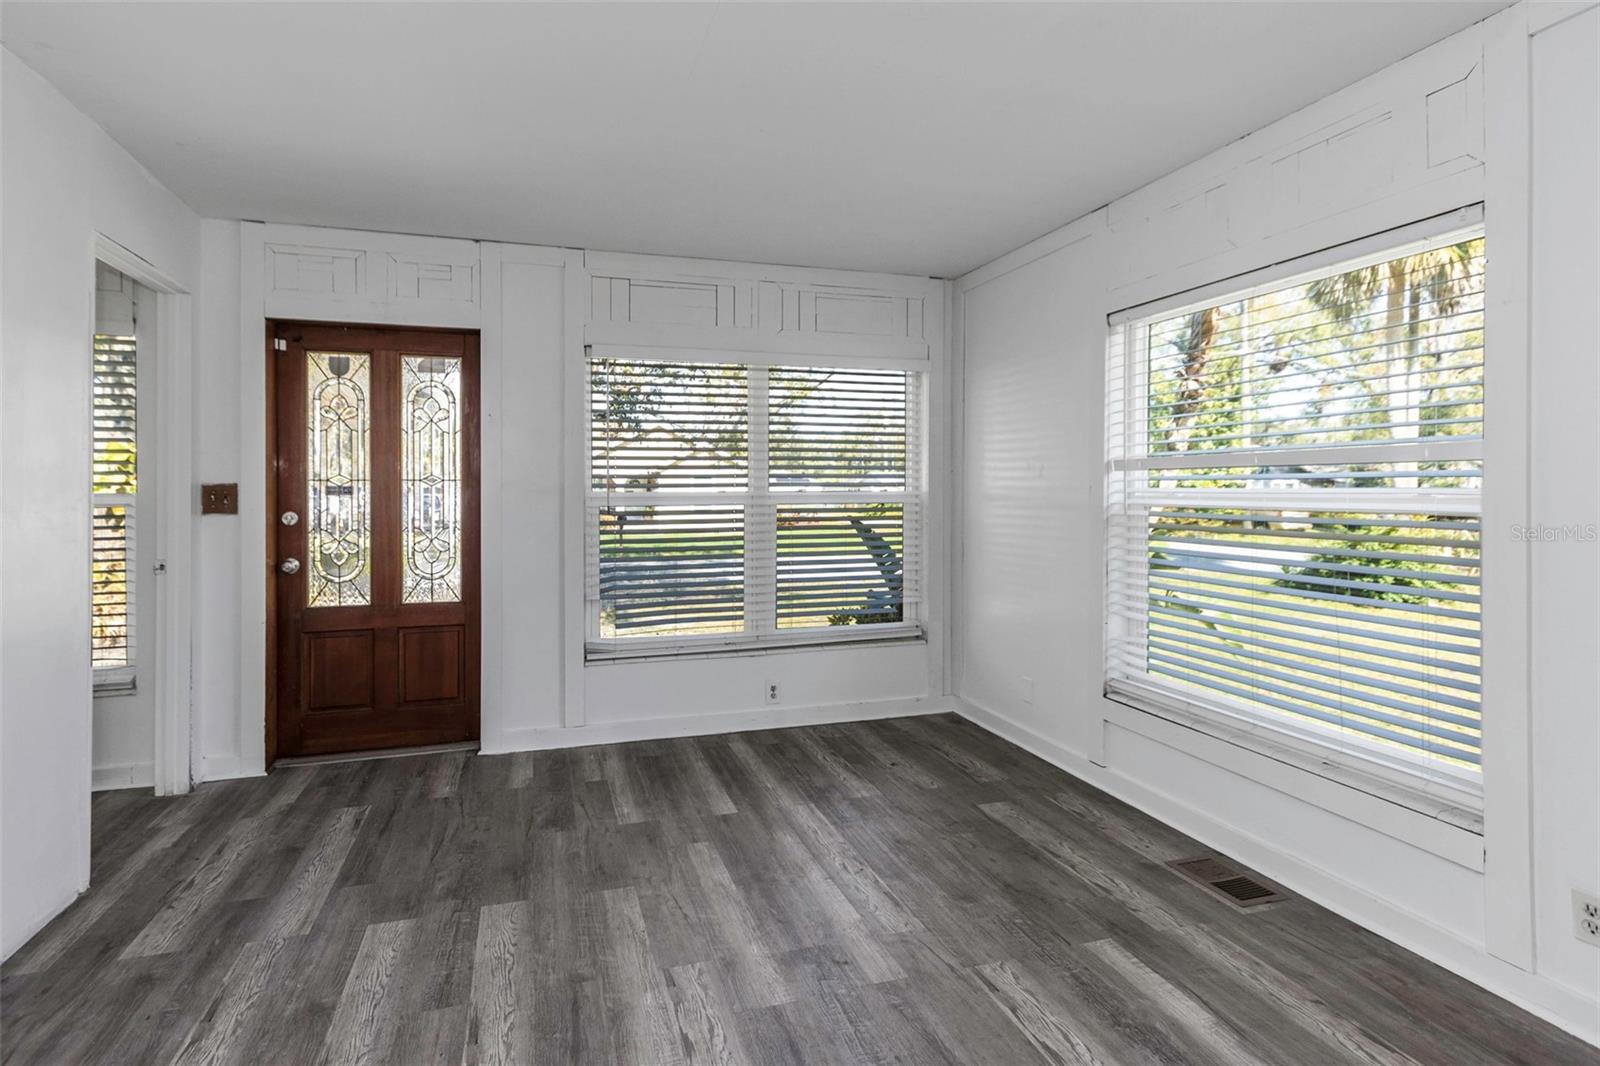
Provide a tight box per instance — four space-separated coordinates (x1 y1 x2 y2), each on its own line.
278 557 301 575
280 511 300 526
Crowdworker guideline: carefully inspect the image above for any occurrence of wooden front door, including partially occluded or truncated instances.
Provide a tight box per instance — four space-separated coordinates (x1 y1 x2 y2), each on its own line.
271 322 479 757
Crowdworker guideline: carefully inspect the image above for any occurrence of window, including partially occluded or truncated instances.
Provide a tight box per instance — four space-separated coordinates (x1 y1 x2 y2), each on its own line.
92 328 138 684
587 355 922 656
1106 224 1485 792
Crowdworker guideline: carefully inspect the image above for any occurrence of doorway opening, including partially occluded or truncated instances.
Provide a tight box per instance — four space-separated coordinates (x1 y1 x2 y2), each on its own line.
91 263 157 790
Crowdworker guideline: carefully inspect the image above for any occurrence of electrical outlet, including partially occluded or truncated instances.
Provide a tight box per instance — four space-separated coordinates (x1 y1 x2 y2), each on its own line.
1575 890 1600 946
765 681 780 705
1020 676 1035 705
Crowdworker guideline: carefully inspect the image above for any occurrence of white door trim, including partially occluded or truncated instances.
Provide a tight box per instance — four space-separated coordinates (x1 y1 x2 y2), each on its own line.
93 233 193 796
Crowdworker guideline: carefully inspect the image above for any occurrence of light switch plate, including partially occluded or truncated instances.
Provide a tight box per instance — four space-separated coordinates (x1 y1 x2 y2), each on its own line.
201 483 238 515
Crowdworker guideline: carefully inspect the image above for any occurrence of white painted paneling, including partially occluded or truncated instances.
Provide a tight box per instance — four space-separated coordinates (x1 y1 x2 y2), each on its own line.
1528 5 1600 1009
1 48 200 960
260 224 481 328
583 643 931 729
960 229 1105 761
585 251 933 360
483 252 569 743
266 242 362 299
955 6 1599 1042
1104 26 1488 309
193 220 243 780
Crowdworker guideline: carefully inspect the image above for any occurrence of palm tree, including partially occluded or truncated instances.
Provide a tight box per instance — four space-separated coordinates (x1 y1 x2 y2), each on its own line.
1305 240 1482 487
1157 307 1220 454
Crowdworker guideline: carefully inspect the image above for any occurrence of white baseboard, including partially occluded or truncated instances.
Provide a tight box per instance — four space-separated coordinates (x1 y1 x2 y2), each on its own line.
91 761 154 792
197 753 266 783
480 695 952 754
954 695 1600 1048
197 696 952 776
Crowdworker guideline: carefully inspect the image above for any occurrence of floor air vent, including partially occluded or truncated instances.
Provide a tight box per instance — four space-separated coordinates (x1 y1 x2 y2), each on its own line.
1168 856 1287 909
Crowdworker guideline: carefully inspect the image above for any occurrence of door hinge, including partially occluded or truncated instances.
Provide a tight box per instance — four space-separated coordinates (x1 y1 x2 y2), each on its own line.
274 338 288 351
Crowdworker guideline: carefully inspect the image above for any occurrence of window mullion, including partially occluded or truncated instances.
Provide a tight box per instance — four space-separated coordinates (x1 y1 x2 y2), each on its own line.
746 366 775 635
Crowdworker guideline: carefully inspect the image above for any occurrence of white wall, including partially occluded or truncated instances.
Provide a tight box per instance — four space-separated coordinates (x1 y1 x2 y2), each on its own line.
191 220 243 779
1 49 200 959
954 3 1600 1043
1527 2 1600 1012
189 225 950 781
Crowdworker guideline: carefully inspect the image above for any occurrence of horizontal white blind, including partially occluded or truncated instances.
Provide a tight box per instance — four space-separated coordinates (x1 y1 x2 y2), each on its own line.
1106 232 1485 786
590 359 748 492
590 504 745 637
587 355 924 653
93 333 138 675
91 505 135 670
773 503 914 628
93 334 138 493
769 367 908 490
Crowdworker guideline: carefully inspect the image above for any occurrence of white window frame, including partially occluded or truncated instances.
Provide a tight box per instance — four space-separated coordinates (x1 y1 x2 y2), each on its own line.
1103 205 1487 812
92 272 143 693
584 345 928 661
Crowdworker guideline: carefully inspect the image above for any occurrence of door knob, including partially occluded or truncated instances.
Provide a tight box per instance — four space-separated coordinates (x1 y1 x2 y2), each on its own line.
280 510 300 526
279 557 301 575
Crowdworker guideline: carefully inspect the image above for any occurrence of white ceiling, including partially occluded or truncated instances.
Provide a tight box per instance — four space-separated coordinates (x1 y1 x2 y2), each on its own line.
3 2 1506 277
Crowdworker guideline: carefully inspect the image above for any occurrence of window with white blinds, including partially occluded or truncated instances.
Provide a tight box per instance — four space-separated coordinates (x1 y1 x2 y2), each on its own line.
92 331 138 680
1106 226 1485 791
588 355 923 655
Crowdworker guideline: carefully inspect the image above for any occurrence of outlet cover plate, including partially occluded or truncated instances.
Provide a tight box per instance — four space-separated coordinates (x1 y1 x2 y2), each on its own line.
1573 889 1600 946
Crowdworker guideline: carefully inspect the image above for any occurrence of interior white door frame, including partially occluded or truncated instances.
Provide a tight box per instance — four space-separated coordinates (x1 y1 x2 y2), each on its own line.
93 233 193 796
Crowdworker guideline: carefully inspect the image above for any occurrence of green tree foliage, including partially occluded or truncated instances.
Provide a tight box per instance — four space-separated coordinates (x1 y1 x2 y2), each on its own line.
592 361 909 634
1141 240 1485 613
1147 238 1484 463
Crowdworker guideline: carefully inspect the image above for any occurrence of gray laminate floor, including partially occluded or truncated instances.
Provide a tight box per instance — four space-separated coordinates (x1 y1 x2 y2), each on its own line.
2 714 1593 1065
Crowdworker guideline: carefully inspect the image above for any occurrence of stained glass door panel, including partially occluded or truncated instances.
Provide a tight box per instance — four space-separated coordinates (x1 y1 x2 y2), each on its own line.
306 351 372 606
402 355 463 603
273 323 479 759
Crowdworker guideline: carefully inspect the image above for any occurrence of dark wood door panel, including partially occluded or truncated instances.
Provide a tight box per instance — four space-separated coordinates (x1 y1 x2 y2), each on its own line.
304 631 375 711
289 710 475 757
271 321 480 758
399 626 465 705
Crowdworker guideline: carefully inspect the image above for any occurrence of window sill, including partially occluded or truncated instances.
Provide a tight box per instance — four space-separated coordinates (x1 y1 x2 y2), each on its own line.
1104 680 1483 836
587 628 926 665
93 676 137 697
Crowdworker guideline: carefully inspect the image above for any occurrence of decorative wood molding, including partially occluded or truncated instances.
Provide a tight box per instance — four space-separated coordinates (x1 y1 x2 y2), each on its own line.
584 250 937 360
258 223 482 328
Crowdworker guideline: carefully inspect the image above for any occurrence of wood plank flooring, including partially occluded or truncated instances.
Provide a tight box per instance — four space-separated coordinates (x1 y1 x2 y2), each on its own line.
3 714 1593 1065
